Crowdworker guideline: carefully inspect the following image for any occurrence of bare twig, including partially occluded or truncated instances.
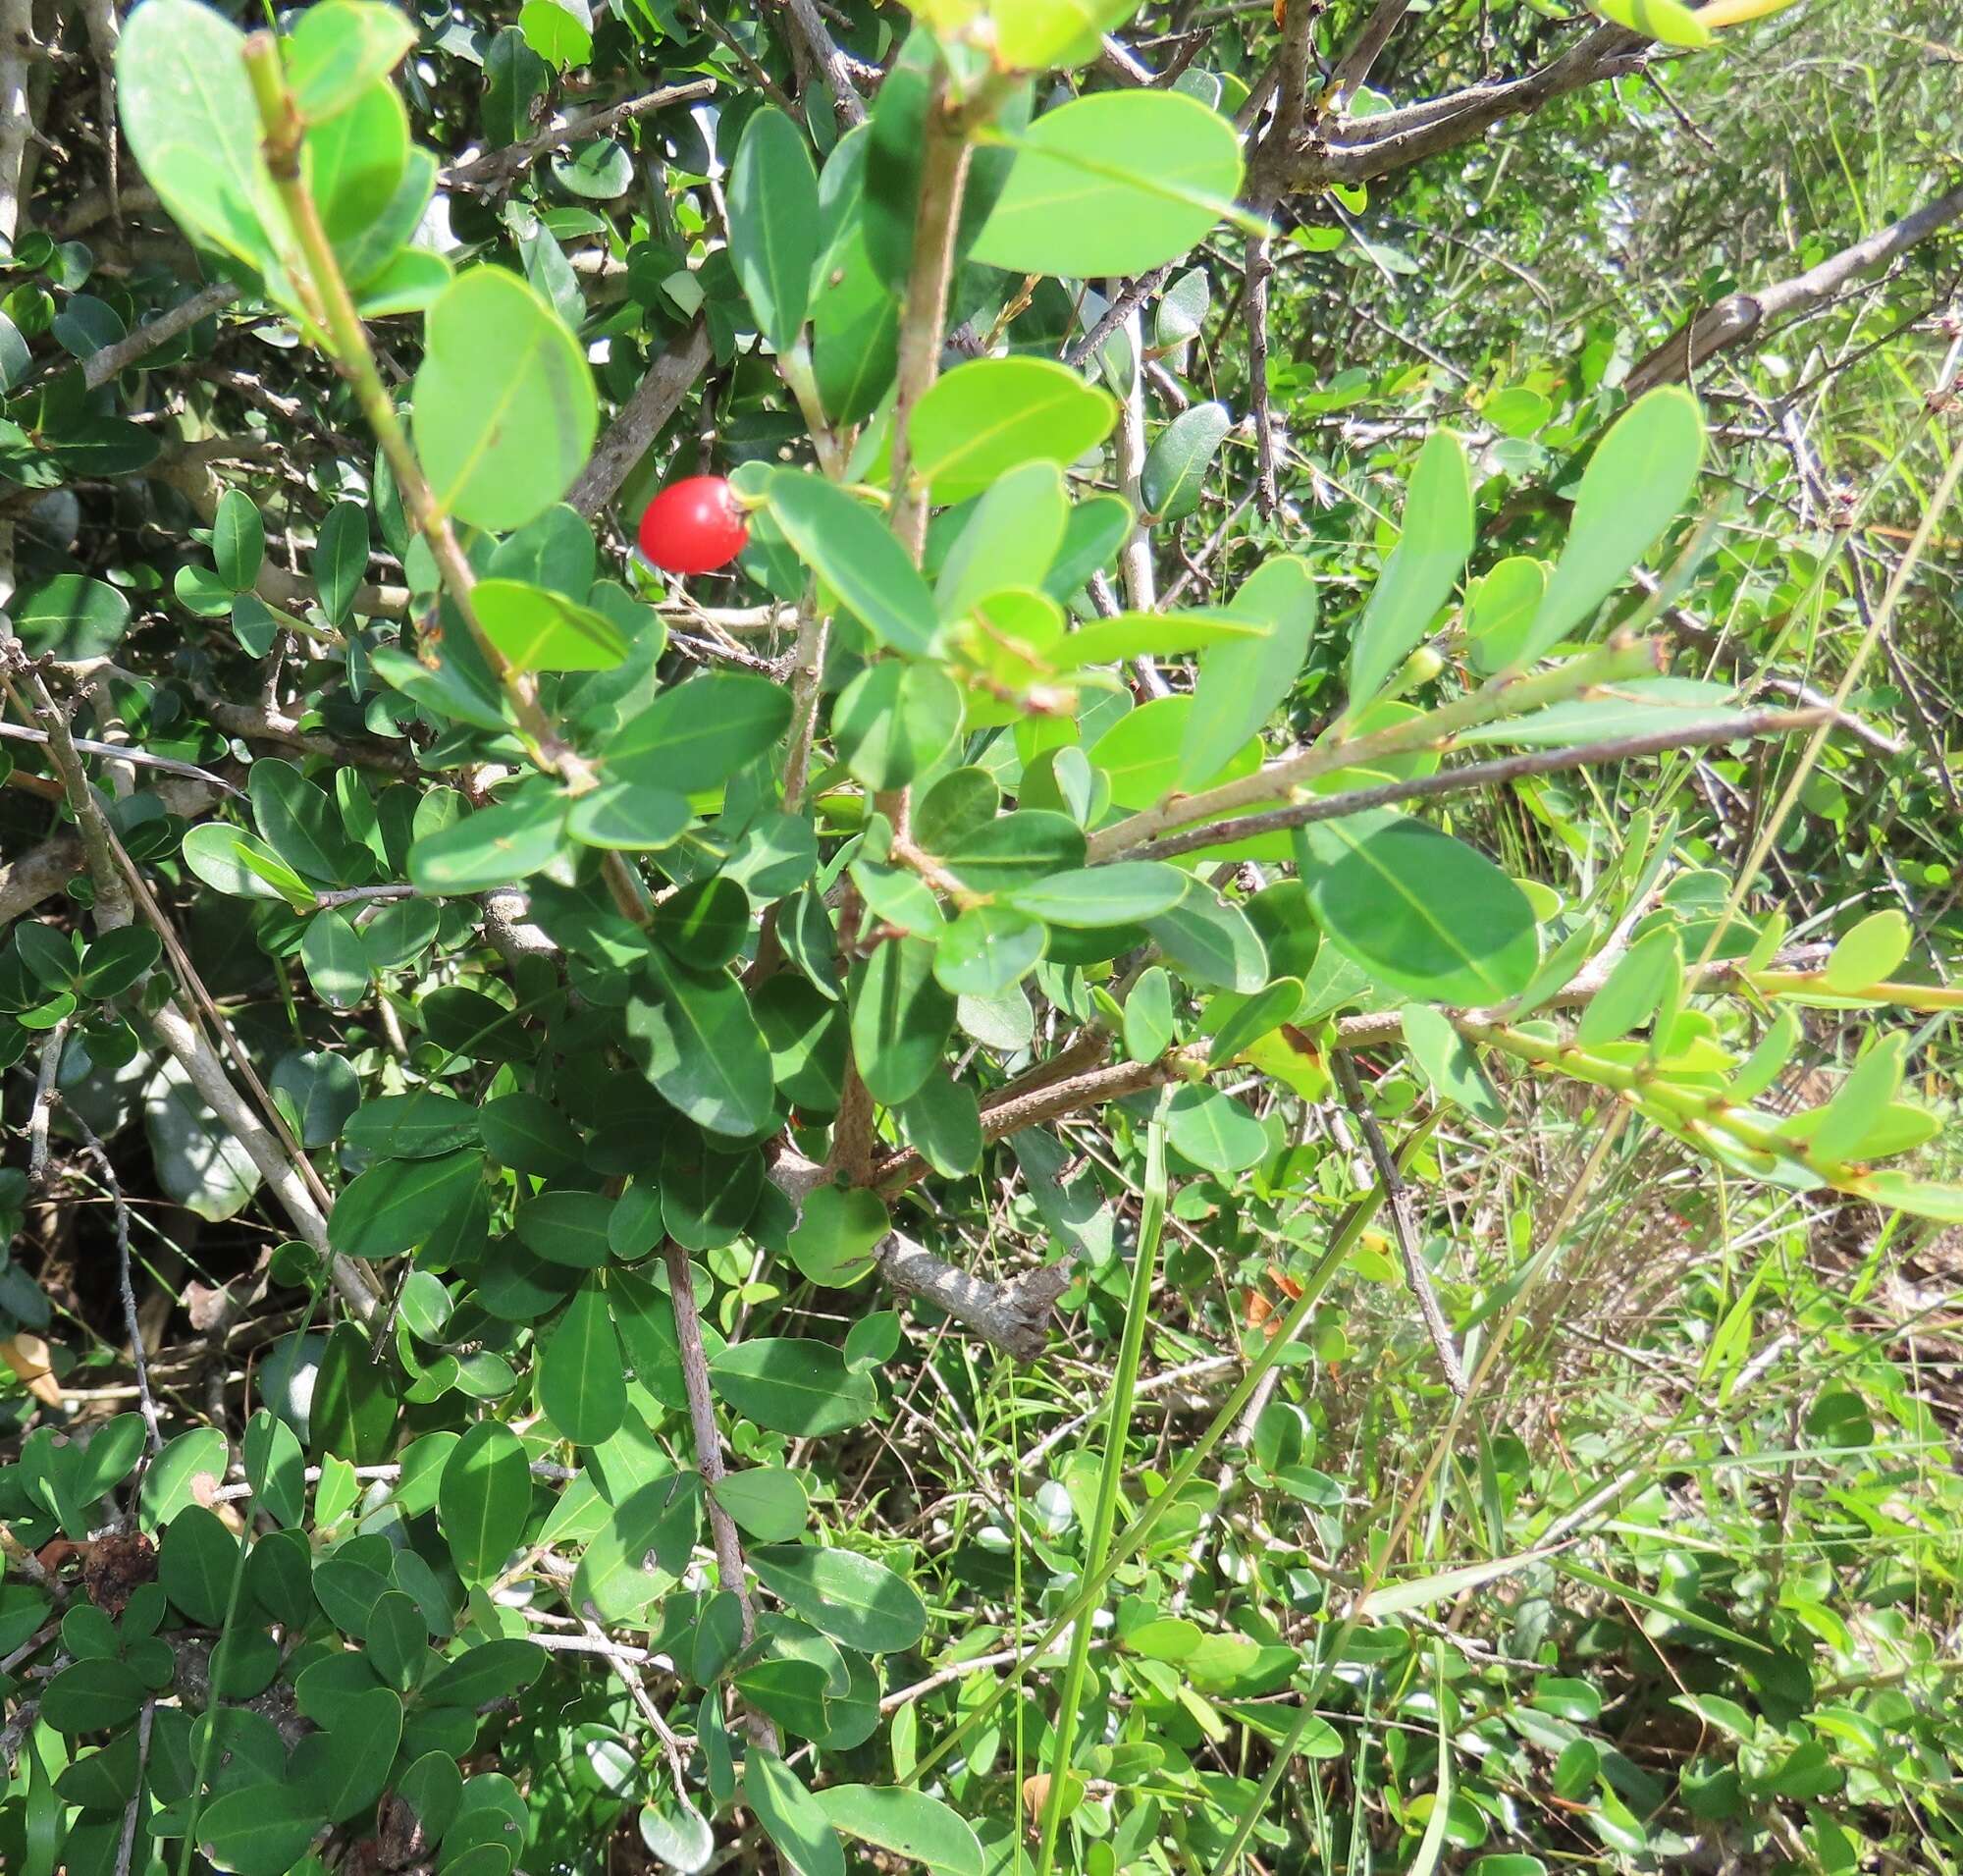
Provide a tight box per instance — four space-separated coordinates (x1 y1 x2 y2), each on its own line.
445 79 719 190
1289 23 1651 190
888 67 977 559
779 0 870 128
1113 312 1157 606
662 1240 775 1746
566 320 713 517
1321 0 1415 115
1333 1049 1467 1395
1626 184 1963 399
26 1014 70 1186
1062 262 1178 369
0 720 243 794
82 280 239 389
1110 707 1830 862
77 1118 164 1457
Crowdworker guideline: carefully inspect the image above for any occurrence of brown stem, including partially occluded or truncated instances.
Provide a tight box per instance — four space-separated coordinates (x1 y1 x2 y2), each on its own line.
1108 707 1830 863
887 67 976 562
662 1241 776 1747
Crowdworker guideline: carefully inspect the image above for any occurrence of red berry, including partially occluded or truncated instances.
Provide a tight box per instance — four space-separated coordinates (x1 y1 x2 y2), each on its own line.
637 475 749 575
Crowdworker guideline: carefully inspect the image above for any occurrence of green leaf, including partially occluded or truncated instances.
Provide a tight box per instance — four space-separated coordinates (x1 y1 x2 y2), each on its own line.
420 1637 546 1707
1575 928 1681 1045
1204 978 1301 1064
1454 676 1739 746
1298 811 1539 1005
213 487 265 591
302 909 369 1010
728 107 820 349
833 661 963 790
118 0 284 276
1165 1083 1268 1173
1464 557 1547 673
139 1425 229 1530
1141 400 1230 521
157 1504 238 1625
540 1280 626 1445
1485 387 1552 438
1008 863 1188 928
575 1473 701 1622
1401 1006 1504 1123
1517 387 1705 663
519 0 593 66
990 0 1140 70
1587 0 1712 46
308 83 409 259
660 1133 764 1248
1347 432 1473 708
745 1750 844 1876
251 757 364 886
1091 694 1258 809
627 944 776 1137
11 573 133 659
1144 884 1268 992
41 1656 145 1734
850 938 956 1105
1044 492 1134 600
936 462 1071 617
288 1 416 122
568 778 693 851
243 1409 307 1527
1062 608 1263 669
933 905 1047 997
641 1802 717 1876
314 499 370 627
710 1338 877 1436
144 1056 264 1221
332 1149 484 1260
195 1786 328 1876
1179 555 1316 788
751 1544 928 1652
1822 908 1911 993
906 357 1115 504
813 225 901 425
292 1685 402 1822
515 1189 614 1266
711 1468 811 1542
407 789 569 892
788 1184 888 1288
77 927 162 999
414 267 596 531
475 577 628 672
607 673 793 794
768 470 939 656
973 90 1243 278
440 1420 532 1581
818 1787 982 1876
310 1322 398 1463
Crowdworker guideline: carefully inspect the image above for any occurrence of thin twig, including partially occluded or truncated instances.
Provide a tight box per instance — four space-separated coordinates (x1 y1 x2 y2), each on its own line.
77 1119 163 1456
0 720 243 794
1333 1050 1467 1396
663 1240 775 1748
1110 707 1830 862
445 79 719 190
26 1014 69 1186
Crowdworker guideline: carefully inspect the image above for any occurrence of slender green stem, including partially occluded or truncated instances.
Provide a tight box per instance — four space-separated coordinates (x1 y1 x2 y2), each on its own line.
1035 1099 1170 1876
1086 633 1665 861
905 1114 1438 1790
174 1526 254 1876
240 31 649 925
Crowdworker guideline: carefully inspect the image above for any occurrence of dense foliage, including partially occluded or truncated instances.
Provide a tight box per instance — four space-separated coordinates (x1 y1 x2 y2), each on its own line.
1 2 1960 1874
